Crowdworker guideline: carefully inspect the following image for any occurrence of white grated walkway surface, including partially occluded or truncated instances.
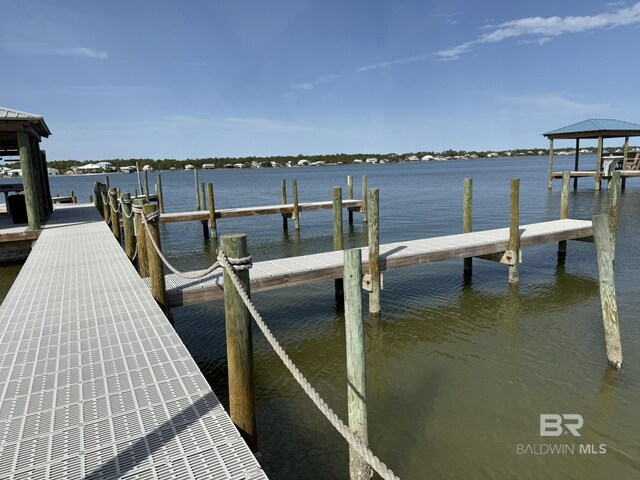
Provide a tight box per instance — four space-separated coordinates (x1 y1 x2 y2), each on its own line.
0 204 266 480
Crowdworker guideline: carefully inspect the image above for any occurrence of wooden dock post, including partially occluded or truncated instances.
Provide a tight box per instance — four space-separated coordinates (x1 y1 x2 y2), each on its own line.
221 233 258 452
343 248 372 480
368 189 381 314
105 175 110 190
592 214 623 370
547 139 554 190
17 130 40 231
208 183 218 250
347 175 354 225
200 182 209 239
136 162 143 196
142 203 168 314
144 169 150 202
281 179 288 231
508 179 520 284
121 193 136 260
361 176 367 223
194 169 200 210
71 191 77 204
621 136 629 190
609 170 621 261
156 173 164 214
133 198 149 277
101 187 110 223
334 186 344 304
463 178 473 278
558 172 570 260
292 178 300 230
108 188 121 242
595 136 603 191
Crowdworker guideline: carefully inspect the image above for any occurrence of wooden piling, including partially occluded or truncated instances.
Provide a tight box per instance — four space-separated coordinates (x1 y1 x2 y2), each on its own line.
368 189 381 314
157 173 164 213
347 175 354 225
558 172 570 259
194 169 200 210
17 130 40 231
547 138 554 190
463 178 473 277
592 215 623 370
101 187 110 223
144 170 150 202
333 186 344 304
208 183 218 250
200 182 209 239
121 193 136 260
281 179 288 231
361 176 367 223
133 198 149 277
343 248 372 480
142 203 167 314
622 136 629 190
109 188 121 242
609 170 621 260
221 233 258 452
71 191 77 204
595 136 603 191
508 179 520 284
105 175 110 190
292 178 300 230
136 162 143 196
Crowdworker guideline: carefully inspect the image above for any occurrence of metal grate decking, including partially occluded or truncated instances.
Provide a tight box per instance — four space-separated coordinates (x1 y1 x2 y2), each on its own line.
0 204 266 479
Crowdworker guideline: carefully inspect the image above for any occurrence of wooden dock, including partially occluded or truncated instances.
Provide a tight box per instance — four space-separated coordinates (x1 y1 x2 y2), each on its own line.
551 170 640 179
0 204 266 479
159 199 363 223
161 218 593 307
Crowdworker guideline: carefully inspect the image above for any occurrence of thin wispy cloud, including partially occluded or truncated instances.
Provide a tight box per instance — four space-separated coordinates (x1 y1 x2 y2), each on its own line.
0 43 108 59
284 74 340 97
437 2 640 59
498 93 610 116
357 53 432 72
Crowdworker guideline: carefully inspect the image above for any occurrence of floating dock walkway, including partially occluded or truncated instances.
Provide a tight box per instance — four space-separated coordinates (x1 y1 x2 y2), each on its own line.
162 218 593 307
0 204 266 479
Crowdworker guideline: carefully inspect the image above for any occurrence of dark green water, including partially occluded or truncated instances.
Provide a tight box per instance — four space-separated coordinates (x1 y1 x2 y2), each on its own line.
2 157 639 479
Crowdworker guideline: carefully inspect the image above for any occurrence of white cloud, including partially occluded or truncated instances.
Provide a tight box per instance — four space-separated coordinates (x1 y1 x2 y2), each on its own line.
437 2 640 59
0 43 108 59
284 74 340 97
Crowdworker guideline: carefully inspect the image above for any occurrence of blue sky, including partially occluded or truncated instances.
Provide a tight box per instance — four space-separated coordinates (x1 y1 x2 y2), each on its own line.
2 0 640 160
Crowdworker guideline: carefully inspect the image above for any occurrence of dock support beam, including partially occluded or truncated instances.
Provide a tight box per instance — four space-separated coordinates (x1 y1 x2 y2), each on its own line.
547 139 554 190
133 198 149 277
109 188 121 242
292 178 300 230
194 169 200 210
609 171 621 261
221 233 258 452
17 130 40 231
281 179 288 231
622 136 629 190
558 172 570 260
343 248 372 480
347 175 354 225
333 186 344 304
143 203 168 314
368 189 380 314
574 139 580 190
595 136 603 191
121 193 136 260
361 176 367 223
200 182 209 239
208 183 218 250
156 173 164 213
592 215 623 370
508 179 520 284
463 178 473 278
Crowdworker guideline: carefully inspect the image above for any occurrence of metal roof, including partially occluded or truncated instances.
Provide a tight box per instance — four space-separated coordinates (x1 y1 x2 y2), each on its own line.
0 106 52 137
544 119 640 140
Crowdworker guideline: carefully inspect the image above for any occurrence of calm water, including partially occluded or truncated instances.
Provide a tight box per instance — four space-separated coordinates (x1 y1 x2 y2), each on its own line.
2 157 639 479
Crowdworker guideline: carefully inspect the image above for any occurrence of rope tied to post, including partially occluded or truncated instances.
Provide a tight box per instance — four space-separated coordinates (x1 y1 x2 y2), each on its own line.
120 198 135 219
217 250 399 480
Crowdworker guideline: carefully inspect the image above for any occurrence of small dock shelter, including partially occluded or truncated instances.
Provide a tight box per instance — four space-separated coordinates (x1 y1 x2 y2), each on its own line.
544 118 640 190
0 107 53 230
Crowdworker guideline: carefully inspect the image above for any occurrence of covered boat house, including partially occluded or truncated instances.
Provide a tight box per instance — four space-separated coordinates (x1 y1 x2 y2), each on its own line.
0 107 53 231
544 119 640 190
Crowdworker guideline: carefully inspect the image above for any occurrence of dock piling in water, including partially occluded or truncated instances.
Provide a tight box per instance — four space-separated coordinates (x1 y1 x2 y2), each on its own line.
463 178 473 278
609 171 621 261
144 169 150 202
348 175 354 225
200 182 209 239
208 183 218 250
221 233 258 452
143 203 167 314
367 189 381 314
121 192 135 260
508 179 520 284
334 186 344 304
133 198 149 277
558 172 570 260
156 173 164 213
109 188 121 242
292 178 300 230
343 248 372 480
592 214 623 370
281 178 288 231
361 176 367 223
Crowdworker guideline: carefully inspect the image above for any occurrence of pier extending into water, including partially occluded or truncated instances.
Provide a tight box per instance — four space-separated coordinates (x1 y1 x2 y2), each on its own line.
0 204 266 479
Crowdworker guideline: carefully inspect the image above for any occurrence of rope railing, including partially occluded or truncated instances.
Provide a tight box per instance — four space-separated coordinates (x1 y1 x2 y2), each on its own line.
139 209 399 480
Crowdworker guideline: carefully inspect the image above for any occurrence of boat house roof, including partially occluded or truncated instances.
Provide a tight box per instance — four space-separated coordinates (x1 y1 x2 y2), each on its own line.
543 119 640 140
